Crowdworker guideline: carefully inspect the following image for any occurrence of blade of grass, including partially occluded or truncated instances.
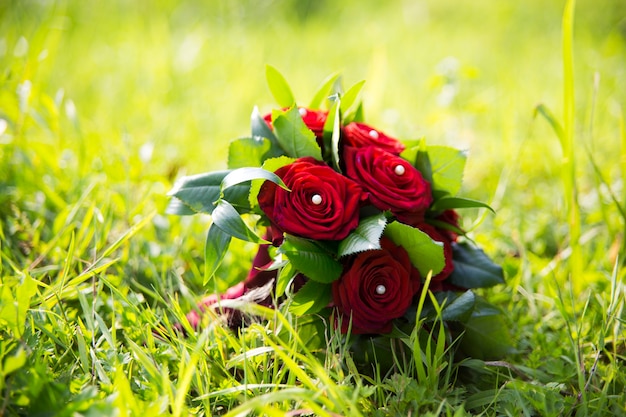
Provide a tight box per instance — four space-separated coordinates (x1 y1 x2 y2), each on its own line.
173 328 209 417
562 0 582 288
619 105 626 260
40 211 156 306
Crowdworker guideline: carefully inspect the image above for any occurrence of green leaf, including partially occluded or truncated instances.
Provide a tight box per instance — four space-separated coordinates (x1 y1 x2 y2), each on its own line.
251 106 279 143
2 347 26 376
401 139 425 150
459 297 514 359
321 97 336 161
439 290 476 322
212 200 269 244
279 235 343 283
340 80 365 115
406 143 466 196
0 274 37 337
221 167 289 193
349 335 398 375
248 156 297 208
406 140 434 185
167 171 251 215
204 222 233 286
447 241 504 288
399 143 419 164
416 152 434 186
347 101 365 124
276 260 297 298
412 290 476 323
402 139 435 186
288 313 329 351
384 221 445 277
288 280 333 316
431 196 495 213
272 107 323 160
19 274 39 311
249 106 285 163
266 65 295 108
338 213 387 257
428 145 467 196
326 75 344 98
227 137 273 169
329 99 342 172
163 196 196 215
309 72 341 109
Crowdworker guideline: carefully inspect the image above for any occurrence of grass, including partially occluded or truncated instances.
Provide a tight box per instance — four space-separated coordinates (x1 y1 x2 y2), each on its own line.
1 0 626 415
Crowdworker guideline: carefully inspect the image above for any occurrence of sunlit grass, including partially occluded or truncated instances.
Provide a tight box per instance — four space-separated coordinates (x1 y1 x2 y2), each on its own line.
1 0 626 415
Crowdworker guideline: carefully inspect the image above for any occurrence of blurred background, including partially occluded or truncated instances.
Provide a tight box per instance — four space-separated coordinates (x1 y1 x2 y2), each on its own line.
1 0 625 287
3 0 624 171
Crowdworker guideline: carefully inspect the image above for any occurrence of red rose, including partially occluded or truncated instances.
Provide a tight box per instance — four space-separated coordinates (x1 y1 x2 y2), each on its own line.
264 108 328 138
332 238 421 334
342 122 405 154
343 146 433 223
258 157 366 240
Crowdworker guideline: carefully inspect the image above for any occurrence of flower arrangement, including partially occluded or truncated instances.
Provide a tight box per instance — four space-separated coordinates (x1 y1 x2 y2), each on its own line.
167 67 508 359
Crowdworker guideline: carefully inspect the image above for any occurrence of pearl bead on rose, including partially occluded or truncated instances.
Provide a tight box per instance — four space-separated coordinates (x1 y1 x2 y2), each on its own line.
311 194 322 205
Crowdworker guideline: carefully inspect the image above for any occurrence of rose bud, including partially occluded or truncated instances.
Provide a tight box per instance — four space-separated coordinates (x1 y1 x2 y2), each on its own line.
332 238 421 334
258 157 366 241
343 146 433 224
342 122 405 155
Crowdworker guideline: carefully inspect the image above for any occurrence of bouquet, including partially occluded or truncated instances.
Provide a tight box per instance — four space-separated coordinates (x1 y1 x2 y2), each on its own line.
167 67 509 361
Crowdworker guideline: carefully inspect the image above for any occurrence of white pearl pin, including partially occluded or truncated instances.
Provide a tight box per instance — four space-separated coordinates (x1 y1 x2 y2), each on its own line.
375 285 386 295
394 165 406 175
311 194 322 205
369 130 379 139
